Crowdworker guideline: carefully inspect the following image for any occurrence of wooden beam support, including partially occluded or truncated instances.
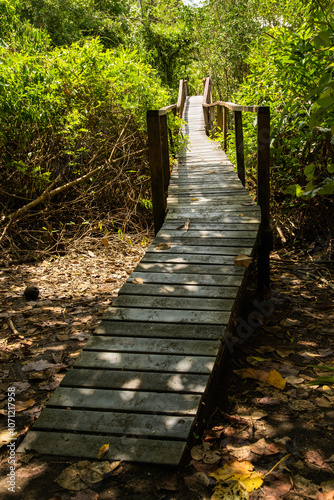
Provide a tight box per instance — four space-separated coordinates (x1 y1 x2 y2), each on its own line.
147 111 166 235
233 110 245 186
257 106 272 293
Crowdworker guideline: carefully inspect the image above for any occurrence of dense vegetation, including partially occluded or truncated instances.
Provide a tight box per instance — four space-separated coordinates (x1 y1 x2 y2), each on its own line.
0 0 333 262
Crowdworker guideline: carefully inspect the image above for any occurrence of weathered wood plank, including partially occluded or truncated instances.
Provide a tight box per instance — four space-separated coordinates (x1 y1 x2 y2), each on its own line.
73 351 216 374
94 321 225 340
84 335 220 356
46 387 202 414
119 282 239 299
128 271 244 286
146 236 256 247
32 408 195 438
104 306 231 324
146 244 254 255
161 222 260 231
134 262 245 275
156 230 258 240
62 368 210 393
18 432 187 465
141 252 236 265
111 295 234 312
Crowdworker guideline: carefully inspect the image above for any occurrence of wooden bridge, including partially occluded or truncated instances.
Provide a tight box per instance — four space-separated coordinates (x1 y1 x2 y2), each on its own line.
19 79 271 466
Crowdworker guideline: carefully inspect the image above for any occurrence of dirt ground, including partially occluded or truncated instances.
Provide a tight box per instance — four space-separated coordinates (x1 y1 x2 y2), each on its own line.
0 235 333 500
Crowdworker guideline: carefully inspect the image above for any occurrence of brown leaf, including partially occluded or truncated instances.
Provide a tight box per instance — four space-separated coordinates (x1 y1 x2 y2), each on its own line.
242 367 269 382
316 492 334 500
155 243 171 250
250 438 286 456
15 399 36 412
234 255 253 267
133 277 144 284
101 237 109 247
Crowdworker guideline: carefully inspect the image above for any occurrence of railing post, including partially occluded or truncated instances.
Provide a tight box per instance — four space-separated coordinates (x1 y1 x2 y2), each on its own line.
233 110 245 186
223 106 227 151
147 110 166 235
257 106 273 293
159 114 170 193
217 104 223 137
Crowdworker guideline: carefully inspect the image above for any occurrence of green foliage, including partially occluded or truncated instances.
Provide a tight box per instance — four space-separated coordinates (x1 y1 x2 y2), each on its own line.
230 0 334 201
18 0 132 48
136 0 196 87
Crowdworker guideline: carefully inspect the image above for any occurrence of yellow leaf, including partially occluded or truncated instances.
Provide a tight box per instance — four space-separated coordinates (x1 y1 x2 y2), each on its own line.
211 480 249 499
266 370 286 390
234 255 253 267
210 460 254 481
191 198 198 201
240 473 264 492
97 443 110 459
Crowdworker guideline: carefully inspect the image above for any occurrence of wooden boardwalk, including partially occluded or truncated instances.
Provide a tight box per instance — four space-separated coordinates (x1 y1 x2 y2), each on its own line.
19 96 261 466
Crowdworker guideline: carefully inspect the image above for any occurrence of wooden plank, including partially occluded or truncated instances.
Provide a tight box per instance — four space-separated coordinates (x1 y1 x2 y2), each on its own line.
111 295 234 312
94 321 224 340
84 336 220 356
142 252 236 265
161 222 260 231
146 244 254 255
128 271 244 286
32 408 195 438
104 306 231 325
46 387 202 414
73 351 216 374
18 432 186 465
156 230 258 240
62 368 210 393
134 262 245 275
146 237 256 248
119 283 239 299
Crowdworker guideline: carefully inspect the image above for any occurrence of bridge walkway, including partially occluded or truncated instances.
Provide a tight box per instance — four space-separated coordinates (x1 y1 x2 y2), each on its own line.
19 95 261 466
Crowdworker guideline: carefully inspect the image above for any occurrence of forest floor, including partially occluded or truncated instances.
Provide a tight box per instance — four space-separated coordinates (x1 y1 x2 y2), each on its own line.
0 235 334 500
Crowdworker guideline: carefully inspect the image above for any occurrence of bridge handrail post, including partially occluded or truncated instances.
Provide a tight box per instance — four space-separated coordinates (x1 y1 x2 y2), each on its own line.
233 110 245 186
257 106 273 292
147 110 166 235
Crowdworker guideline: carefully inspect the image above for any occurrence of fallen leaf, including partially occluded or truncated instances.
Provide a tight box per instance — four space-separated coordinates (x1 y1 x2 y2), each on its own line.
285 375 304 385
234 255 253 267
291 400 316 411
155 243 171 250
97 443 110 460
276 349 294 358
316 492 334 500
0 429 17 446
257 397 282 405
241 367 269 382
15 399 36 412
133 277 144 284
71 491 99 500
191 442 221 464
250 438 286 456
266 370 286 390
211 480 249 500
281 318 301 327
157 475 179 491
101 237 109 248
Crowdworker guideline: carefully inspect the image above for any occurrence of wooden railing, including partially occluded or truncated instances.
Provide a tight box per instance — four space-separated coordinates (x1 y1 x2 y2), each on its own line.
202 76 273 291
146 79 188 235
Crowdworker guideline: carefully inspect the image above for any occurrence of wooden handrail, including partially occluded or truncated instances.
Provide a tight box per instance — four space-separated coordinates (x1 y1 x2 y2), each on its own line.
202 76 273 292
147 79 188 235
